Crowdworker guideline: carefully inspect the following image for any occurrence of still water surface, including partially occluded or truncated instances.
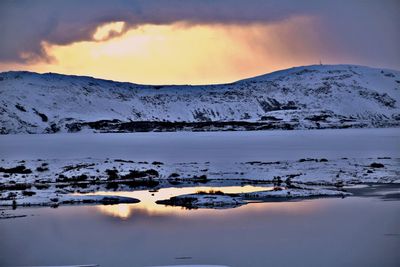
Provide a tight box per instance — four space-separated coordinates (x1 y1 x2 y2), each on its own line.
0 188 399 267
0 128 399 162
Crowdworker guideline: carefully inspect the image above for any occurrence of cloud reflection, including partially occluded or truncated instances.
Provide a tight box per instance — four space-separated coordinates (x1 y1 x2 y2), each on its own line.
89 185 324 220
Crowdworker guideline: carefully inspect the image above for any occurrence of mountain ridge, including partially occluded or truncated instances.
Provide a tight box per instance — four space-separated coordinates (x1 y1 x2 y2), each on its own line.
1 64 399 134
2 63 399 86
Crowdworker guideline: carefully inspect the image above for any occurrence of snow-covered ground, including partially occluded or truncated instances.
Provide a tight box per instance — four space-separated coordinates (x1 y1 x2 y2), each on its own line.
155 187 351 209
0 128 398 207
1 64 399 134
1 156 399 186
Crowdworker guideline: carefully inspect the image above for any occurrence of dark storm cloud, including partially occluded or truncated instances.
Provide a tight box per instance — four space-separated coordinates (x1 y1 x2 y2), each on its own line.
0 0 399 68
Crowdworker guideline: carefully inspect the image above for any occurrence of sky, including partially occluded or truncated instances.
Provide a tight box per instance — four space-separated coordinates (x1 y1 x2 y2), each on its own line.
0 0 399 85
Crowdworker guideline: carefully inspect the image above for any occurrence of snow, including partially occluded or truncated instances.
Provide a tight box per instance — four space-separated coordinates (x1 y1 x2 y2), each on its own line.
154 187 350 209
240 188 351 199
0 155 397 207
0 128 398 207
0 154 399 187
158 193 246 209
1 64 399 134
0 192 139 207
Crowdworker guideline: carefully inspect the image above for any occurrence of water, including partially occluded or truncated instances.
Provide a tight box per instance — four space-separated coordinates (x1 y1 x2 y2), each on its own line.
0 128 399 162
1 189 399 267
79 185 274 218
1 129 399 266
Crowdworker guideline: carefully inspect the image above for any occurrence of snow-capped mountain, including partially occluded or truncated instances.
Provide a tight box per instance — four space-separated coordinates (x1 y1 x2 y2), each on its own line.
0 64 399 134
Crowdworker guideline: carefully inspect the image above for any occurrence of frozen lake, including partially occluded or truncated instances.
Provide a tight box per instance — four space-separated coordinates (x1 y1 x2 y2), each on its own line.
0 128 399 162
1 193 399 267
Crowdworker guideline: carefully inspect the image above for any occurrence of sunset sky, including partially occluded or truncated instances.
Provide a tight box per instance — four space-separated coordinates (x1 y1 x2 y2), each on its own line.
0 0 399 85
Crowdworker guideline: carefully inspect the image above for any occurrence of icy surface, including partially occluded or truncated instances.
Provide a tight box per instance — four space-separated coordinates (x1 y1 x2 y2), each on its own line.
0 128 398 162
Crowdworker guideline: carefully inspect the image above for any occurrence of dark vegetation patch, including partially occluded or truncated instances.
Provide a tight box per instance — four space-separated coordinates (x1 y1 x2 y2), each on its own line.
196 190 225 195
99 197 139 205
192 174 208 183
370 162 384 168
106 182 119 190
63 163 95 171
359 91 396 108
0 165 32 174
106 179 159 189
32 108 48 122
156 196 197 209
22 191 36 196
192 109 211 122
47 123 61 133
114 159 134 163
381 71 395 78
167 179 181 185
106 169 119 180
66 120 296 133
260 116 282 121
298 158 327 163
257 98 298 113
0 183 31 191
34 183 50 190
305 114 330 122
104 168 160 188
246 161 281 165
169 173 180 178
15 103 26 112
120 169 159 179
36 166 49 172
272 176 283 186
56 174 88 182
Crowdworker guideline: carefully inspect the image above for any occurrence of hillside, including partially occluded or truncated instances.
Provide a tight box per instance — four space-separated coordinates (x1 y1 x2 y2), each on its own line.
0 64 399 134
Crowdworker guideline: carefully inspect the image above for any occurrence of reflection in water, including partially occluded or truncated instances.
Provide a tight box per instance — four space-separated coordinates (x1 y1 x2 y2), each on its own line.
97 204 132 219
91 185 273 219
1 197 399 267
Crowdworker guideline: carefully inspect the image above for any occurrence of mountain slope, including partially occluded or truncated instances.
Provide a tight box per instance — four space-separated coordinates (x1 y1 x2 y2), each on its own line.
0 64 399 134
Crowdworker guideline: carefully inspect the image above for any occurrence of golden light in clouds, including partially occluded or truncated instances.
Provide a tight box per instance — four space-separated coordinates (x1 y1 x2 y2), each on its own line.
0 17 327 85
93 21 126 41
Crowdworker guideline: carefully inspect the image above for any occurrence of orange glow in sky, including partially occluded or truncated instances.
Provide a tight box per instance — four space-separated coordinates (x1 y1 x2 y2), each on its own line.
0 17 331 85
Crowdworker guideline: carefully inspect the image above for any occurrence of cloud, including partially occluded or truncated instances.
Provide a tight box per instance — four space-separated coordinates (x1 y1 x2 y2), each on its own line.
0 0 399 69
